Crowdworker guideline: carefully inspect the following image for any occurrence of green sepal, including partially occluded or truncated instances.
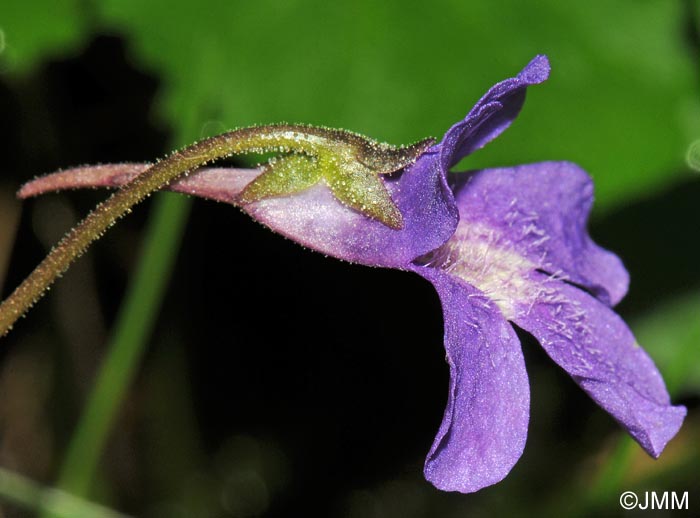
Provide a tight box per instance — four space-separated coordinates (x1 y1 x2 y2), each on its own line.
238 154 322 204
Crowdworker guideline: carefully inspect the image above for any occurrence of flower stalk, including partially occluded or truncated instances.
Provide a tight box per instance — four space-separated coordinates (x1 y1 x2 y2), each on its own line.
0 124 429 337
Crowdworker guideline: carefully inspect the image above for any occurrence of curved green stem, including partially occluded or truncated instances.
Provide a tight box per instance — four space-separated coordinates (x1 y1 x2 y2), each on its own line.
0 126 289 335
0 124 429 336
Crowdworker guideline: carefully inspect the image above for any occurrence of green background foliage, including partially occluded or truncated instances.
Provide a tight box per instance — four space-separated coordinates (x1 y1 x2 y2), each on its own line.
4 0 698 206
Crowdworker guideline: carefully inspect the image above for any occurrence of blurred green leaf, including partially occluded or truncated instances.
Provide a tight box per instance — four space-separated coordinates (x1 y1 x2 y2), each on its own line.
0 0 87 73
2 0 695 210
92 0 697 210
632 291 700 395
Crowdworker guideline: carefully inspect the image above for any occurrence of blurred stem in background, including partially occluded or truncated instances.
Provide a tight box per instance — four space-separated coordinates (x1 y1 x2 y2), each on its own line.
585 437 635 506
49 193 192 500
0 466 133 518
0 194 194 518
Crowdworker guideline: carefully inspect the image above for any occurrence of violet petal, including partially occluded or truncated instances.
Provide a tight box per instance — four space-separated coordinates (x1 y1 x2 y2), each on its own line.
512 272 686 457
410 266 529 493
438 55 550 170
450 162 629 306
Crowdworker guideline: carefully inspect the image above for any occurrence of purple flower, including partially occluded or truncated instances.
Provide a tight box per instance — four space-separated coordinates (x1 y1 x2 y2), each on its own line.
20 55 685 493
